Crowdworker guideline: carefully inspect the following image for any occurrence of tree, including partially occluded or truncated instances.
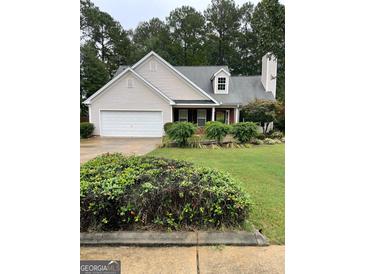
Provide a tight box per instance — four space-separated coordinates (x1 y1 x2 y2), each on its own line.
80 42 109 116
204 0 242 68
167 6 207 65
80 0 132 77
250 0 285 101
132 18 173 63
241 100 279 134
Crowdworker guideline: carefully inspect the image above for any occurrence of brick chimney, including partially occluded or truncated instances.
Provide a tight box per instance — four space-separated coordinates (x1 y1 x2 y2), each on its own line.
261 53 277 98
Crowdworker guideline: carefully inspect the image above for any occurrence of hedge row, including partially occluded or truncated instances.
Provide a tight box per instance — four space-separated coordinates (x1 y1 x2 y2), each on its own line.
80 154 251 232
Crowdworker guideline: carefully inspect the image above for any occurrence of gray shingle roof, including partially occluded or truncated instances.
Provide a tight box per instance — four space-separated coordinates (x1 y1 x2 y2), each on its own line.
114 64 275 106
174 99 215 104
175 66 275 106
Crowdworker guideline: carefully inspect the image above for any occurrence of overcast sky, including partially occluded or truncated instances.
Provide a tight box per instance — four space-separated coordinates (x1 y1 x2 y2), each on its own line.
92 0 285 30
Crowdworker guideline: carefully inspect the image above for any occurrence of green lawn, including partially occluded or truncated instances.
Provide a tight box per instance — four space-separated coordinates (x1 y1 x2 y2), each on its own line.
148 144 285 244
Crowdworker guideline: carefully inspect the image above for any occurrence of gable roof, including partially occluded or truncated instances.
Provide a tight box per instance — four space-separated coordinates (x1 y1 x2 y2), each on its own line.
210 68 231 80
131 51 220 105
83 67 174 105
175 66 275 105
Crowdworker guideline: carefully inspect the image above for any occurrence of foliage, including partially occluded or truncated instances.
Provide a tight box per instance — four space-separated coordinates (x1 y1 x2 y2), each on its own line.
250 138 264 145
274 102 285 132
263 138 276 145
80 154 251 231
204 0 242 70
204 121 231 143
241 100 279 134
167 6 207 65
163 122 173 133
131 18 173 62
251 0 285 101
231 122 258 143
80 42 109 115
80 122 94 138
195 126 206 135
80 0 132 75
269 131 284 139
167 122 197 147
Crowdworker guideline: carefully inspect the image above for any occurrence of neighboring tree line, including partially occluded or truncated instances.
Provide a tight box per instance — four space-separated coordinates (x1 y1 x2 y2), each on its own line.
80 0 285 115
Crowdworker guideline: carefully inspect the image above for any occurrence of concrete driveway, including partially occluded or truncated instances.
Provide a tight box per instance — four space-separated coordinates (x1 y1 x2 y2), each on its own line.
80 137 162 163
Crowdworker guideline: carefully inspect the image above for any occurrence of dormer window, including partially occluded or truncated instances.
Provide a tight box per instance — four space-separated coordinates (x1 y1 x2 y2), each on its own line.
217 77 226 91
212 68 230 94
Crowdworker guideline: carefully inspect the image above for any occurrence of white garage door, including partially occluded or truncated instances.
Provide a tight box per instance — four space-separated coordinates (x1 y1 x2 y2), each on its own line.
100 110 163 137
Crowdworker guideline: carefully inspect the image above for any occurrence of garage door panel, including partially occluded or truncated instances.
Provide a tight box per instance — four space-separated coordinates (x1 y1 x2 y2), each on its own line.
100 111 163 137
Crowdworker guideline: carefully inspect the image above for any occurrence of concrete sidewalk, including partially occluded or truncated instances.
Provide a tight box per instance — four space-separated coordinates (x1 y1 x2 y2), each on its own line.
80 245 284 274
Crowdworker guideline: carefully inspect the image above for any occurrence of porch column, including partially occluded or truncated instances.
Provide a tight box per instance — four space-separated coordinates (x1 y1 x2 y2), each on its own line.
212 107 215 121
235 108 239 123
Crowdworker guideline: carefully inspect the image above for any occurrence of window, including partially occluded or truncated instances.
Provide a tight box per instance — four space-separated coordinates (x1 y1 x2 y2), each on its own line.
197 109 207 127
217 77 226 92
149 61 157 72
127 78 134 88
178 109 188 122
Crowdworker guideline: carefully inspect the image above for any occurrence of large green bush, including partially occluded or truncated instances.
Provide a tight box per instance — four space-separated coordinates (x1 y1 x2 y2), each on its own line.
167 122 197 147
163 122 173 133
80 154 251 232
204 121 231 144
80 122 94 138
231 122 258 143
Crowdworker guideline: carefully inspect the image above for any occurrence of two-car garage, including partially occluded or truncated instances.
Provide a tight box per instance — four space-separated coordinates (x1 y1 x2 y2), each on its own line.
100 110 163 137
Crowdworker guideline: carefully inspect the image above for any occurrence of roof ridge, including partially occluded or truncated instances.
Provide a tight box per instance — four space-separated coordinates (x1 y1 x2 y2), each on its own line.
231 75 261 78
174 65 228 67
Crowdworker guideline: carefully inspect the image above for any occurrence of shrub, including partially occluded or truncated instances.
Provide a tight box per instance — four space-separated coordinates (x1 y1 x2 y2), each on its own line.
163 122 173 133
263 138 276 145
256 133 266 140
270 131 284 139
274 103 285 132
205 121 231 144
251 138 264 145
167 122 197 147
80 154 252 231
195 126 206 135
231 122 258 144
80 122 94 138
273 139 282 144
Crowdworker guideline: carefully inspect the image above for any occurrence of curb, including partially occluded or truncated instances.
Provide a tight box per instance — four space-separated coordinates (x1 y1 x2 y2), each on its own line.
80 230 269 247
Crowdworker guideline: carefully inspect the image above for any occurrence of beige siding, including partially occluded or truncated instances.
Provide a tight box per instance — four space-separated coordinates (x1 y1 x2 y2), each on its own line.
135 55 208 100
89 71 172 135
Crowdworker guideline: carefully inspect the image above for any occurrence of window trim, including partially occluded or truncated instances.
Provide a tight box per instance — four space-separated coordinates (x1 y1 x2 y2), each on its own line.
215 76 229 94
197 109 207 127
178 109 188 122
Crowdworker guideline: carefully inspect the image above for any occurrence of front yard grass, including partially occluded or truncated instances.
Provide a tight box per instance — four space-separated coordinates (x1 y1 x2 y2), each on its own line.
148 144 285 244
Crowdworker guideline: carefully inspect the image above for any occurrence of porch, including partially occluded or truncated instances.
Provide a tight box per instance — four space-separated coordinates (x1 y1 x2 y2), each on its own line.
172 107 239 126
